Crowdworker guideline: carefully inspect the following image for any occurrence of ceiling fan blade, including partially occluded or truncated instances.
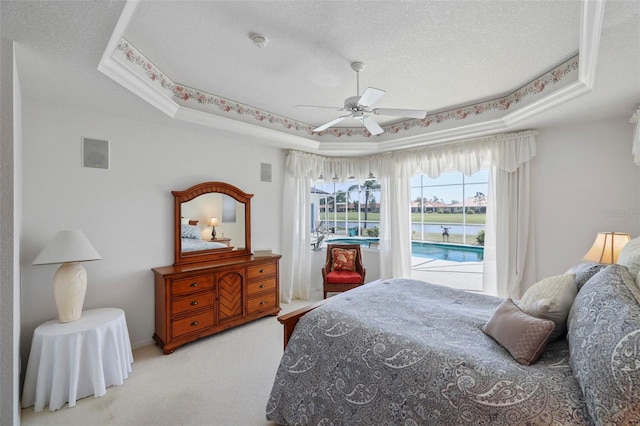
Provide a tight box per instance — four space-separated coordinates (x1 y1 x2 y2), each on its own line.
313 114 351 132
360 116 384 135
357 87 385 107
296 104 345 111
372 108 427 119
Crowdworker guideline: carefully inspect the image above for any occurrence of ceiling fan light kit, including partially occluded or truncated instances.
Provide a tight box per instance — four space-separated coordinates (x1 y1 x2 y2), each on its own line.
301 62 427 136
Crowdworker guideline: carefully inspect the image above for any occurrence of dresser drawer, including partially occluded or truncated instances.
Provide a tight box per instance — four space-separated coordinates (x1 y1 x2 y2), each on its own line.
247 278 276 296
171 274 213 296
172 311 214 338
247 262 276 280
247 292 277 314
172 293 214 315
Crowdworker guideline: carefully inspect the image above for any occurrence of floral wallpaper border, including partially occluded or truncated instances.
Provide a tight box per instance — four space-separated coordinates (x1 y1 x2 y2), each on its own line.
116 38 579 139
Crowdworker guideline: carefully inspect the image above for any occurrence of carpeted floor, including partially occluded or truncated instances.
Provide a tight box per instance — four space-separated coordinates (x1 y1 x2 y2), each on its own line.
20 298 315 426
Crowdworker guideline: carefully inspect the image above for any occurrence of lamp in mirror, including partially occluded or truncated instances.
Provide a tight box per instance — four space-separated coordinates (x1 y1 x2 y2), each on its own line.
209 217 219 240
582 231 631 264
32 230 102 323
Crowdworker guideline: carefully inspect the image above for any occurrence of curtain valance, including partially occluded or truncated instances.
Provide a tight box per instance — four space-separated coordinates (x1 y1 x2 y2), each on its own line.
285 151 389 182
286 130 537 180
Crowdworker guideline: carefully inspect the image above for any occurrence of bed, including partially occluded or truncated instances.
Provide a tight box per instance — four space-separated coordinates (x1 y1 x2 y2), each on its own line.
266 264 640 425
181 237 228 252
180 224 230 252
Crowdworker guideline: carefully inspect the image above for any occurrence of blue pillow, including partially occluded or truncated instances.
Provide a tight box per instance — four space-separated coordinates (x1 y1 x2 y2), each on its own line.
565 262 607 290
566 264 640 424
181 224 200 239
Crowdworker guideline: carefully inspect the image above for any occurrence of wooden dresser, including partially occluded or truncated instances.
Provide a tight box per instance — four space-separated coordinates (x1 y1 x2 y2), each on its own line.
152 254 281 354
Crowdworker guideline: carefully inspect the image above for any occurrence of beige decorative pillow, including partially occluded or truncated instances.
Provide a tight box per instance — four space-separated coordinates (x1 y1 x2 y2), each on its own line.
483 298 555 365
517 274 577 341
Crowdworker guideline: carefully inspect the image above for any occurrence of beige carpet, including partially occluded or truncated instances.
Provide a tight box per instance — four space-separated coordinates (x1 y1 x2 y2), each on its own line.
20 298 315 426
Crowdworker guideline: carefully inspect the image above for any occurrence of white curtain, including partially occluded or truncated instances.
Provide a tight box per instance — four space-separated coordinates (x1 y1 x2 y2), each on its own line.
482 168 498 295
377 158 413 279
491 163 537 298
489 135 537 297
480 137 539 298
281 131 537 301
280 166 312 303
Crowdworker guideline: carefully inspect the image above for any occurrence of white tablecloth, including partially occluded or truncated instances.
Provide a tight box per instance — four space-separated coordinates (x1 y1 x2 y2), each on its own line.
21 308 134 412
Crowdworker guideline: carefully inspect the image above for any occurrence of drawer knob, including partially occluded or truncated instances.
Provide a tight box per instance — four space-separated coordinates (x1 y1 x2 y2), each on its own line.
190 301 198 306
260 300 266 305
259 284 265 288
191 321 199 326
190 282 198 287
259 269 265 273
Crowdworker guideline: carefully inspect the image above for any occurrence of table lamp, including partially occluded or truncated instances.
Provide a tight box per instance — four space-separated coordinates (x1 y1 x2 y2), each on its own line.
209 217 219 240
582 231 631 264
32 230 102 323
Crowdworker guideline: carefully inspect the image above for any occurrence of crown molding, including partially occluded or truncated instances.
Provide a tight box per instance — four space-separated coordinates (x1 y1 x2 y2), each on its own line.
579 0 605 88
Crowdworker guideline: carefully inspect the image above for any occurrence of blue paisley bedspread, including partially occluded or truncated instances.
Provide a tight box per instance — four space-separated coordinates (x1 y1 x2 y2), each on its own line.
266 278 590 425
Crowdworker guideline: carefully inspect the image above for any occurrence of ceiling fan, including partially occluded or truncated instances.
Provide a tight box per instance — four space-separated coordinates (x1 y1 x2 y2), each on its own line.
298 62 427 135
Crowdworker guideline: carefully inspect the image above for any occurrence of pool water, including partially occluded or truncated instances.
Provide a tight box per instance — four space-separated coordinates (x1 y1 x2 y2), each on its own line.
411 241 484 262
326 238 484 262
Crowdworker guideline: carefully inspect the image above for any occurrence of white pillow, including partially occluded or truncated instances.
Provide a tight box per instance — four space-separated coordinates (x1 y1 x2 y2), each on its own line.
616 236 640 276
517 274 577 341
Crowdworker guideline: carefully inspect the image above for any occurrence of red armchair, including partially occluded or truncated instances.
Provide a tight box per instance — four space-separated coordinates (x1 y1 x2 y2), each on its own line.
322 244 366 299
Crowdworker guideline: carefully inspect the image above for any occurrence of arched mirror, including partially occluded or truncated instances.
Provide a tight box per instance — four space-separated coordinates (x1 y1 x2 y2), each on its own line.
173 182 252 265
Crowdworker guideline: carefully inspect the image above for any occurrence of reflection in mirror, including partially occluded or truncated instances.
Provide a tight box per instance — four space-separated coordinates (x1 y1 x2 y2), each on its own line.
173 182 252 265
180 193 246 253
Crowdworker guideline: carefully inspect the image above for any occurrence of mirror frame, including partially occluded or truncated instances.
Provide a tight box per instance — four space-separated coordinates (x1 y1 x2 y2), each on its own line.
173 182 252 265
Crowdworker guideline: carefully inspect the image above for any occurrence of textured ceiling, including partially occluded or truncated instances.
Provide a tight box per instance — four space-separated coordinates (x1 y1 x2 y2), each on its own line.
3 0 640 154
124 0 579 124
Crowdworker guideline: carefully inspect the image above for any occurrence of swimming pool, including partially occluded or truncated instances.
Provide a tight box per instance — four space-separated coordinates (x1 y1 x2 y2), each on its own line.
326 238 484 262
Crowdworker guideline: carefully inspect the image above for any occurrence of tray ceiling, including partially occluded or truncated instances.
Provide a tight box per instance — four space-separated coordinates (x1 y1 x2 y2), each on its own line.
99 0 595 152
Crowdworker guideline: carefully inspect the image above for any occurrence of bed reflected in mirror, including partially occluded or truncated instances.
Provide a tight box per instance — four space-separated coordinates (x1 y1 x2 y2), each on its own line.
173 182 252 265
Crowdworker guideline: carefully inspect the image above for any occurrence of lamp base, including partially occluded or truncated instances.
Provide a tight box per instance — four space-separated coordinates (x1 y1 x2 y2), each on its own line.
53 262 87 323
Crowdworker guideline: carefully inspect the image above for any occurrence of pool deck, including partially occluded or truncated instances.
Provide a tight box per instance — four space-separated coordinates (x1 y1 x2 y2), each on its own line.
411 257 483 292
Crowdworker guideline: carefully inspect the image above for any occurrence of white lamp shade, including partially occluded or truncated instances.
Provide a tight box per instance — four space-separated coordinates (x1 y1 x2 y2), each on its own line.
209 217 219 227
32 230 101 265
582 232 631 264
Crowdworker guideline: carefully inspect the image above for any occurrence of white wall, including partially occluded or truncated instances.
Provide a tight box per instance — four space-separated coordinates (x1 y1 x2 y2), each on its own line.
531 117 640 279
20 101 286 361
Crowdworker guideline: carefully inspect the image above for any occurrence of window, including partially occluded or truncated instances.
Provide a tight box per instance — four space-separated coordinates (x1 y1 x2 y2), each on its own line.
311 179 382 238
410 170 488 291
411 170 488 245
